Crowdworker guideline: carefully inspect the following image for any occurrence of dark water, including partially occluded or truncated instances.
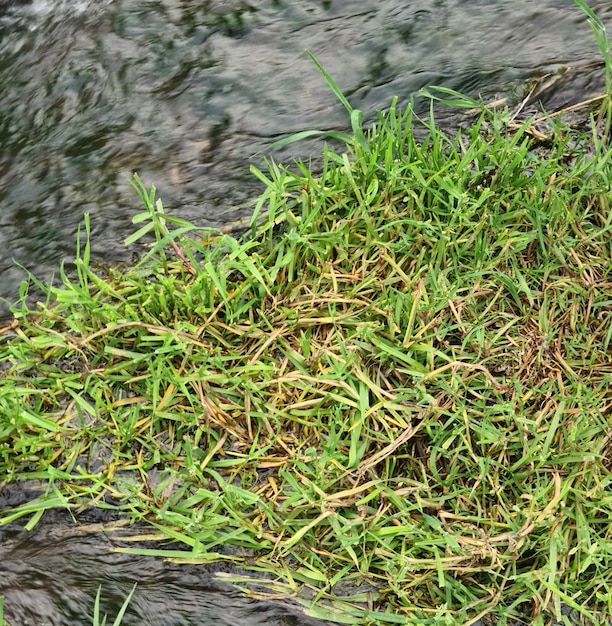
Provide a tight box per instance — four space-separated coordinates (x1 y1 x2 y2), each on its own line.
0 501 329 626
1 0 611 623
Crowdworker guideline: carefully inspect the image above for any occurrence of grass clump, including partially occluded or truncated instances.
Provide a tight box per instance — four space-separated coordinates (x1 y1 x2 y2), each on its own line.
1 7 612 626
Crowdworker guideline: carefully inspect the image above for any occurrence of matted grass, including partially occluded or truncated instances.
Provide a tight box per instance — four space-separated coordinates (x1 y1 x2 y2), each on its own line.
1 4 612 624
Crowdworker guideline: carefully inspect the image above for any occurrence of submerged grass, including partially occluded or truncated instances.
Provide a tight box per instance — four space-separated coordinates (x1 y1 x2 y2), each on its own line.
1 4 612 624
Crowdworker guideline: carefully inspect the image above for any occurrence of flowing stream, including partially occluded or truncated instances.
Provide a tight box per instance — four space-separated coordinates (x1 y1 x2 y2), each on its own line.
1 0 611 623
0 489 328 625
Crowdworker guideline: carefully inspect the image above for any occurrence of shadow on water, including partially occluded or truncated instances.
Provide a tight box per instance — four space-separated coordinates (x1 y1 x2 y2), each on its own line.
0 488 329 626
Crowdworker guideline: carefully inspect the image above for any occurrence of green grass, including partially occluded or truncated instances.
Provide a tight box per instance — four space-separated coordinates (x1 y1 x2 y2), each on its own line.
1 3 612 625
92 584 136 626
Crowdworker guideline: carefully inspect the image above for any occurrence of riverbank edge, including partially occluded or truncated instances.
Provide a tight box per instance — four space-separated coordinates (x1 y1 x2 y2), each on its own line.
2 17 612 626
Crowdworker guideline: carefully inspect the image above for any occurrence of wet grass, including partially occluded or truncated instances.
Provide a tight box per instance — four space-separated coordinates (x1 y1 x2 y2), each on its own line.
2 5 612 625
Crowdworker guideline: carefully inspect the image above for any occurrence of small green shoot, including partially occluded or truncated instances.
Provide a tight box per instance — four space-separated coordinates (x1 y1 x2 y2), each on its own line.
92 584 137 626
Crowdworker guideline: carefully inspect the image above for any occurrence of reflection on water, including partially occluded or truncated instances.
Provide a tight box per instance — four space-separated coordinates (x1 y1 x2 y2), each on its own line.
0 502 328 626
0 0 609 317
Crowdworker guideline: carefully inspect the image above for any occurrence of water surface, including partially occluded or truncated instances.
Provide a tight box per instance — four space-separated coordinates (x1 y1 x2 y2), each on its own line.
0 503 329 626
